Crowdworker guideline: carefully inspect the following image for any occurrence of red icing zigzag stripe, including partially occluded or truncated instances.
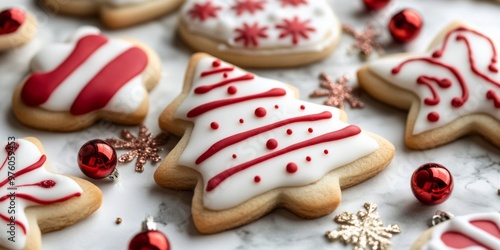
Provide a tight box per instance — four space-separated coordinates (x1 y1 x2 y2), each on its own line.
206 125 361 191
196 111 333 164
21 34 148 115
187 88 287 117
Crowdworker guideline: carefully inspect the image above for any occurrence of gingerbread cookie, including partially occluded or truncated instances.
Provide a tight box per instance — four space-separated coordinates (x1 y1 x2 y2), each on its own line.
178 0 341 68
12 26 161 132
154 53 395 233
42 0 183 29
0 137 101 250
0 8 37 51
357 22 500 149
412 212 500 249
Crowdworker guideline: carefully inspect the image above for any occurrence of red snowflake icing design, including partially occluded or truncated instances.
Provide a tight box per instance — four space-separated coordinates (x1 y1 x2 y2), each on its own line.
282 0 308 7
188 1 222 21
276 16 316 45
232 0 266 15
234 22 269 47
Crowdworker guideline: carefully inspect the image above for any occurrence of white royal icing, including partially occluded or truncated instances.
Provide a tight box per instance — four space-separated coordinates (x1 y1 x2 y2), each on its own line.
0 139 82 249
180 0 339 54
367 25 500 135
174 56 380 210
29 27 147 114
423 213 500 250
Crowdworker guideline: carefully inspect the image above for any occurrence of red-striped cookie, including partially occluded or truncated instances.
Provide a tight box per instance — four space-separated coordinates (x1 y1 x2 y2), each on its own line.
12 27 161 132
154 53 394 233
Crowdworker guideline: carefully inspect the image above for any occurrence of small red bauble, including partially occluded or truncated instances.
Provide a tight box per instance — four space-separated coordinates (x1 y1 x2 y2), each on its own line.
411 163 453 205
362 0 391 11
389 9 423 43
129 217 170 250
78 139 118 180
0 8 25 35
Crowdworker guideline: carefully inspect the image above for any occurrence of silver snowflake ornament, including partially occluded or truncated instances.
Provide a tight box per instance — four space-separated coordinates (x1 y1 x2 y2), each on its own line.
325 202 401 250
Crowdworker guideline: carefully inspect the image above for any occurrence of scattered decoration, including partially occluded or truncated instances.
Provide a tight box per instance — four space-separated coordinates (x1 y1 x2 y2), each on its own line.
310 73 364 109
0 8 25 35
362 0 391 11
326 202 401 250
106 125 168 173
129 216 170 250
116 217 123 225
411 163 453 205
342 24 384 58
78 139 119 180
388 9 423 43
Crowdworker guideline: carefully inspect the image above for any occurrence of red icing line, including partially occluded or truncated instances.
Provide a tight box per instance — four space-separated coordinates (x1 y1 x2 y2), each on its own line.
441 231 489 249
0 155 46 188
417 76 451 106
16 180 56 188
200 66 234 77
392 57 469 107
187 88 286 118
13 192 81 205
486 90 500 108
205 125 361 191
433 27 498 74
0 214 26 235
70 46 148 115
21 35 108 107
195 111 333 164
194 74 254 94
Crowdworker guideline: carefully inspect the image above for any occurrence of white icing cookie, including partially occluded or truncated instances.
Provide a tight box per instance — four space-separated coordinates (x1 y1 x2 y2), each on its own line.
178 0 341 68
0 138 101 250
155 53 395 233
12 26 161 132
412 212 500 250
357 21 500 149
42 0 184 29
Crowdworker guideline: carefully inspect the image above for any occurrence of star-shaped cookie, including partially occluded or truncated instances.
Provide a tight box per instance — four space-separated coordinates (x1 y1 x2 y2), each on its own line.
357 22 500 149
12 27 161 132
42 0 184 29
154 53 394 234
0 137 101 250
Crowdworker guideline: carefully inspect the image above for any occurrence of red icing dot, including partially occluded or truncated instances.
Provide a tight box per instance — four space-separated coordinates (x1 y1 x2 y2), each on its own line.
300 105 305 110
255 107 267 117
227 86 237 95
239 118 244 124
39 180 56 188
212 60 221 67
324 149 329 154
274 104 279 109
210 122 219 130
254 176 261 183
427 112 440 122
308 128 313 133
286 129 293 135
306 156 311 162
232 154 237 159
223 73 228 78
266 139 278 150
286 162 298 173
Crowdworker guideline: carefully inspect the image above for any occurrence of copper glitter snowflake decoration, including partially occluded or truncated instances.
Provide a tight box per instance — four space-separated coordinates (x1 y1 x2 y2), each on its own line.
342 24 384 58
309 73 364 109
325 202 401 250
106 125 168 172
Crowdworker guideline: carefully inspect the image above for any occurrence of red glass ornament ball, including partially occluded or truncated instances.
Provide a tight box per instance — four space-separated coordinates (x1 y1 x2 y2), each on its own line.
362 0 391 11
0 8 26 35
78 139 117 179
411 163 453 205
129 231 170 250
389 9 423 43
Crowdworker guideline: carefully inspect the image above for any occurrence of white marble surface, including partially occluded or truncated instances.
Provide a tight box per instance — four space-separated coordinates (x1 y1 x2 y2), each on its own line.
0 0 499 249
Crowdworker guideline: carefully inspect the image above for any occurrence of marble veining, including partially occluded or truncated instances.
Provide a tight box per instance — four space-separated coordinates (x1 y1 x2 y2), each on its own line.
0 0 499 249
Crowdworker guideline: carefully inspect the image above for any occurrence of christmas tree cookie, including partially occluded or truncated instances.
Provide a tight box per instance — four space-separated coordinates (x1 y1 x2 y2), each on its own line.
178 0 341 68
358 22 500 149
0 137 101 250
154 53 395 233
